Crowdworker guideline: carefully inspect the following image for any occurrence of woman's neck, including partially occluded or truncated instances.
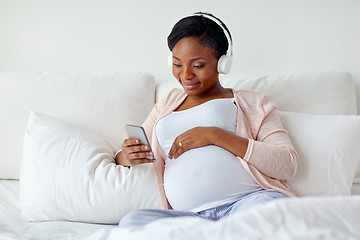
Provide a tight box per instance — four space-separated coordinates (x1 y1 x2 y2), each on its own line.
177 87 233 111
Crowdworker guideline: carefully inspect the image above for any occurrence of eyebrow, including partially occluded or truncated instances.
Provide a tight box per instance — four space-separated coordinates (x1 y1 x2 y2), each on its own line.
173 56 206 62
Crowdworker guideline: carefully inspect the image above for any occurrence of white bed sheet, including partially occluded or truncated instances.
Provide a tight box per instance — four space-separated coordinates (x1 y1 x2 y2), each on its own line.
0 180 114 240
1 180 360 240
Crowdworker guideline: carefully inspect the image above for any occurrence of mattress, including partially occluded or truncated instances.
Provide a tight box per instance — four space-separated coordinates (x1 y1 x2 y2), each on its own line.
1 179 360 239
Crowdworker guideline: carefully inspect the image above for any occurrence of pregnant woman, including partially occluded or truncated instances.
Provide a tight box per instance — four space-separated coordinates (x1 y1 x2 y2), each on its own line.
116 12 298 227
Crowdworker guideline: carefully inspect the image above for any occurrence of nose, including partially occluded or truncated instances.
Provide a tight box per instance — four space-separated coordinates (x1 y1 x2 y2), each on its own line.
180 66 194 80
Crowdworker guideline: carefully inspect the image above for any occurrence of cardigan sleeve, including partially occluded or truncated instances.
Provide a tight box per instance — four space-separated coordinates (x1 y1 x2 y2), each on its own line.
142 103 160 144
242 96 298 181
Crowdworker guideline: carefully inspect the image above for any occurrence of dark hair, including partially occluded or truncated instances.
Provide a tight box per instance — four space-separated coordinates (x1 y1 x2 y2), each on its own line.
167 12 232 60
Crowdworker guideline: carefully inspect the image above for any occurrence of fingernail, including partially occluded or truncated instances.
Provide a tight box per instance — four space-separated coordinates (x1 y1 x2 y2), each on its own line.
143 145 148 150
148 151 153 156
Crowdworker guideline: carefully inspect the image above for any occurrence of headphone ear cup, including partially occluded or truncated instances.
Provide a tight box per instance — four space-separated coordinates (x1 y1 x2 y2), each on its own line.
168 52 173 67
217 55 233 74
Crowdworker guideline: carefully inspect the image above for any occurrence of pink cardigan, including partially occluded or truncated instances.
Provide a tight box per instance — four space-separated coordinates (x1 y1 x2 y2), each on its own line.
142 88 298 209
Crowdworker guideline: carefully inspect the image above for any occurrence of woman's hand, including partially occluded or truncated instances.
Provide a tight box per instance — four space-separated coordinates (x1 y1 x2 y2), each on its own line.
116 138 155 167
168 127 214 159
167 126 249 160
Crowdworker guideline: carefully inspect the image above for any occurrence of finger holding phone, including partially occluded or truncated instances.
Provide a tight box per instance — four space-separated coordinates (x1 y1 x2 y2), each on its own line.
115 125 155 167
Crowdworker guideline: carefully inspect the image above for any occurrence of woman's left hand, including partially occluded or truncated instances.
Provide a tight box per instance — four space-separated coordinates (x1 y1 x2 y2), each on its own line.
168 127 215 159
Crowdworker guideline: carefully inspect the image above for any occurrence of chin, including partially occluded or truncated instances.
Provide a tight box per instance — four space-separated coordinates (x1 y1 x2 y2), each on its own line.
183 89 204 97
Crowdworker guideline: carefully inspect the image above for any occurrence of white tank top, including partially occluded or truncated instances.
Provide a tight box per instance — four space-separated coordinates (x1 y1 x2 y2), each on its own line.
155 98 262 212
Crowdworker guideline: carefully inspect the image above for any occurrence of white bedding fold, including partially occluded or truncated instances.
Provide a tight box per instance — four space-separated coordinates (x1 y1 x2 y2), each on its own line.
89 196 360 240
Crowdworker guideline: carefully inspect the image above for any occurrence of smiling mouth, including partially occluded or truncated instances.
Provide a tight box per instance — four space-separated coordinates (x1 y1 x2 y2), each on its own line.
182 81 200 90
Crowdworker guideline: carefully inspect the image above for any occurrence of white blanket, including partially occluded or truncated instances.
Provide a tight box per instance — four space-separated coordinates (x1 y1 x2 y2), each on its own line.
89 196 360 240
1 180 360 240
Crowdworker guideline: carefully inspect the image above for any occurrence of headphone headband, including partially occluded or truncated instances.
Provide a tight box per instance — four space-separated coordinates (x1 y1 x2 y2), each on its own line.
190 12 233 57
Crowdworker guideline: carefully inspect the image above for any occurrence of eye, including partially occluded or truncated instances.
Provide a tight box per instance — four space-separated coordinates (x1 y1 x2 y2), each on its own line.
173 63 182 68
193 64 204 69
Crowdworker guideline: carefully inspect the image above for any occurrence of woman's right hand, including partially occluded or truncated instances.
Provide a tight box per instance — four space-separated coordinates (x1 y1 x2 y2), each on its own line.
115 138 155 167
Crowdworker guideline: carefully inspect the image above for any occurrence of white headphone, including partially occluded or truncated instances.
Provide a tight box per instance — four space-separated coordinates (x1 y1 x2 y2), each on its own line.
168 13 233 74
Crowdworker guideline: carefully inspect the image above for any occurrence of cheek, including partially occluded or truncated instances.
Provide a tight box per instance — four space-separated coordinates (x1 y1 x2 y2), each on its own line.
200 67 218 80
200 60 219 78
172 68 180 79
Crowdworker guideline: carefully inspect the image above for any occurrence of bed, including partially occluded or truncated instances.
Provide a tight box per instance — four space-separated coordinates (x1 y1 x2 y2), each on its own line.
1 71 360 239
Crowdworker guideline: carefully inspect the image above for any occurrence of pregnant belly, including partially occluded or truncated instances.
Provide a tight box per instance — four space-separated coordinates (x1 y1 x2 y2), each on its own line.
163 145 261 211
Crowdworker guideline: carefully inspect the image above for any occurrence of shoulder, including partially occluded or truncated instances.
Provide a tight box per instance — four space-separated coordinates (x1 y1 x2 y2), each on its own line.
159 88 185 104
166 88 185 99
233 89 276 115
155 88 186 111
142 88 185 135
233 89 268 99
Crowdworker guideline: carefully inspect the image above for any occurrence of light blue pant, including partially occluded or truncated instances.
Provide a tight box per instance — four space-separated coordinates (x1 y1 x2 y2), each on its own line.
118 190 287 228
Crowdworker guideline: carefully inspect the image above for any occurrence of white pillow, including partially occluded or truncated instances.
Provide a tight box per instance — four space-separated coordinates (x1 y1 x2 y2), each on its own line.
279 111 360 196
19 111 160 224
156 71 357 115
222 71 357 115
0 71 155 179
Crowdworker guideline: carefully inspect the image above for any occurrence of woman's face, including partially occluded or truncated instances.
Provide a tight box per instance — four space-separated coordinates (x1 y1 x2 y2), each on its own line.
171 37 220 97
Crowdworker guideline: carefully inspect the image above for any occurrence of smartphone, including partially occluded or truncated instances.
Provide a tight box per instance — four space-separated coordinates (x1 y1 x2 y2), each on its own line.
125 124 153 160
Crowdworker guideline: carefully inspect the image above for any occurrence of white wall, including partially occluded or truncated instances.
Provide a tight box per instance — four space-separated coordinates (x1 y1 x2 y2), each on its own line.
1 0 360 110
